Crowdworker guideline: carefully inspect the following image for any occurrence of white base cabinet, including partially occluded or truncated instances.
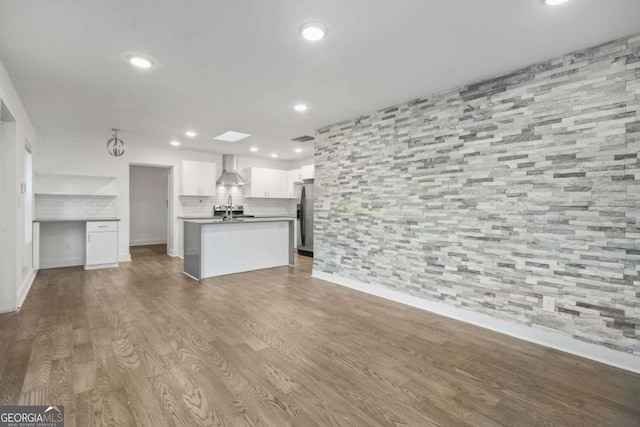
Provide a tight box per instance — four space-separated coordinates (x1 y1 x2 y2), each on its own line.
85 221 119 270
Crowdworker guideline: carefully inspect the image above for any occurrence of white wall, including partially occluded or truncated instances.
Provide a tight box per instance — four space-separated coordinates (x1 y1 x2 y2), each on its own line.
130 165 168 246
39 221 85 269
35 135 300 260
0 58 37 312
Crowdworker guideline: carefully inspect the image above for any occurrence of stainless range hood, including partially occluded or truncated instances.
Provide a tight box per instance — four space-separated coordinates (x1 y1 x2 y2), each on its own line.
216 154 247 186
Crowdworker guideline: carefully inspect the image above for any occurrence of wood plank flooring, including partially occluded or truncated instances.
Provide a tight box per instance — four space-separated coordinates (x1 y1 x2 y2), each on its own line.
0 246 638 426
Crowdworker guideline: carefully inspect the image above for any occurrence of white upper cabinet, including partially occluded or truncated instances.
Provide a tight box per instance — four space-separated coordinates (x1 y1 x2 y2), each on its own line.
180 161 217 196
244 167 293 199
301 164 314 180
287 169 302 198
199 162 218 196
244 167 269 198
180 161 200 196
289 169 302 183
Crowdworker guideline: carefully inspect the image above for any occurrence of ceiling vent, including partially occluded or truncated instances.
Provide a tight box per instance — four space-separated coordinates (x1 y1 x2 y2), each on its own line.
291 135 314 143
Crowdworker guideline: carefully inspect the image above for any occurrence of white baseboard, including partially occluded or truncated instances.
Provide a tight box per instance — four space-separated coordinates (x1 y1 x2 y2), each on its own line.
17 269 37 308
119 253 132 262
183 271 199 281
39 258 84 269
84 262 119 271
311 270 640 374
0 300 15 314
130 239 167 246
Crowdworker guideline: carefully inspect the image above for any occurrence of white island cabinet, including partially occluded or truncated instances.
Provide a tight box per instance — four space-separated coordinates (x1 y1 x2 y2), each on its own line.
85 221 119 270
183 218 294 280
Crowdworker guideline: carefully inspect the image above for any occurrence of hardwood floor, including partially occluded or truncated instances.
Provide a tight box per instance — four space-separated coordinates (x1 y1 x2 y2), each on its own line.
130 244 168 259
0 247 638 426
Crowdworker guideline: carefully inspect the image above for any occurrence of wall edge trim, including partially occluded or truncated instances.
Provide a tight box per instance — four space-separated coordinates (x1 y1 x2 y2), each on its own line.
39 258 84 269
311 269 640 374
17 269 37 309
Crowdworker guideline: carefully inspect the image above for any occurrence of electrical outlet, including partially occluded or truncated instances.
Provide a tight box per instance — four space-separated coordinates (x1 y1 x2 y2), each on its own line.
542 296 555 312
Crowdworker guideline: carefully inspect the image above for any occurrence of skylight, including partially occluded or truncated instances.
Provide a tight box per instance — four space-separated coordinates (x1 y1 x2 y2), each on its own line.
213 131 251 142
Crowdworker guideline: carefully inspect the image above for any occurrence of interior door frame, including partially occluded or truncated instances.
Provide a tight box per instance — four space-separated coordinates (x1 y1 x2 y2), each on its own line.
129 162 173 256
0 100 18 312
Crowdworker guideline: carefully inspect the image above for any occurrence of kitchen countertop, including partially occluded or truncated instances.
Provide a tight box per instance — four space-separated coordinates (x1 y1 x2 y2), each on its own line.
178 215 296 220
184 217 294 225
34 218 121 222
178 216 219 219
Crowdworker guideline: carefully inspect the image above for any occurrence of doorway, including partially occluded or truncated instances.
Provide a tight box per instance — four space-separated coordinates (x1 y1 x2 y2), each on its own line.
129 165 171 256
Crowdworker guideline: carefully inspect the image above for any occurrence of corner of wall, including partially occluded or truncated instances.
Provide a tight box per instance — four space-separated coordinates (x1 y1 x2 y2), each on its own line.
17 268 37 309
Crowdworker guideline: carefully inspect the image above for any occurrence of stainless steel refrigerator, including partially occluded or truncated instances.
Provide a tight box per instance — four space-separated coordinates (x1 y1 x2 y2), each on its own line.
296 181 314 257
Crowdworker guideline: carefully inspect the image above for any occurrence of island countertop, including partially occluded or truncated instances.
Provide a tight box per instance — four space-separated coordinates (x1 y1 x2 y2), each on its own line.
34 218 121 222
183 217 295 225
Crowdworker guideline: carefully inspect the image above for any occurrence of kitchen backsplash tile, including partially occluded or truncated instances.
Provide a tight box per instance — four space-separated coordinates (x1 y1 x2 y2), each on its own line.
244 198 296 217
178 185 296 217
35 194 117 219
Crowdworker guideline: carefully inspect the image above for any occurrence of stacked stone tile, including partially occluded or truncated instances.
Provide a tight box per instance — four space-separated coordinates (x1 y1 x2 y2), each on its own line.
314 34 640 355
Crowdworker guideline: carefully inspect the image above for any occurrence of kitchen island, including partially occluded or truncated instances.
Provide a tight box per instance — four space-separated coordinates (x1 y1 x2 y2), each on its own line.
183 218 295 280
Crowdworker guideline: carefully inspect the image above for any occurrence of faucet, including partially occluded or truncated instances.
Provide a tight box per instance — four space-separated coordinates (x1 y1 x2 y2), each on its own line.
226 195 233 220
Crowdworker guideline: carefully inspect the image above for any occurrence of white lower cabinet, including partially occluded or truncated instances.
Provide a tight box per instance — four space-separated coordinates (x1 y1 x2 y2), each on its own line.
85 221 119 270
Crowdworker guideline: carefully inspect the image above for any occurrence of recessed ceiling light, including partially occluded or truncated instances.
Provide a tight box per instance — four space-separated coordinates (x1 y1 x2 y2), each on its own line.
127 55 155 69
300 22 328 41
185 130 197 138
544 0 570 5
250 147 258 152
213 131 251 142
170 141 180 146
294 103 309 112
295 148 302 153
271 154 278 158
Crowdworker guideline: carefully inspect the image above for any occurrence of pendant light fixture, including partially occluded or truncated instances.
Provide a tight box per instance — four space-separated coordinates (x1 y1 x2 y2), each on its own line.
107 128 125 157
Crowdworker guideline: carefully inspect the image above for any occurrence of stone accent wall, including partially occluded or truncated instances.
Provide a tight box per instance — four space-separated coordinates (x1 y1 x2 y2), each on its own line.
314 34 640 355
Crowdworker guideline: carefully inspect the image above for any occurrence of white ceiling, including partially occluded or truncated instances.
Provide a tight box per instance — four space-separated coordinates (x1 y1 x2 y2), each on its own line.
1 0 639 160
